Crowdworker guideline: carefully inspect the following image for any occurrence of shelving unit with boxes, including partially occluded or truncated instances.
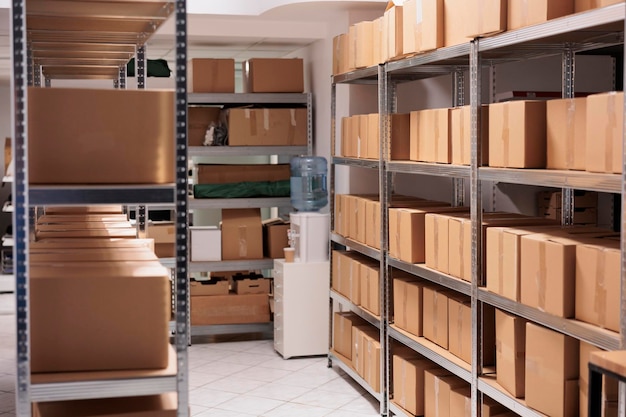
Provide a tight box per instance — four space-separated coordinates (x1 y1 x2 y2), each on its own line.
12 1 189 416
330 1 625 417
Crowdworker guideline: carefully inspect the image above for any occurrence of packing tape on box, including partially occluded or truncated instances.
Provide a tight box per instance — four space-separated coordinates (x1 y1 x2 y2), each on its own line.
595 247 607 327
606 93 617 172
537 241 547 312
502 104 510 168
238 225 248 258
566 99 576 170
498 230 504 295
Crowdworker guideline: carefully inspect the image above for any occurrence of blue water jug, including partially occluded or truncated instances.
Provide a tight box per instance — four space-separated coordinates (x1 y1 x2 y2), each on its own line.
290 156 328 212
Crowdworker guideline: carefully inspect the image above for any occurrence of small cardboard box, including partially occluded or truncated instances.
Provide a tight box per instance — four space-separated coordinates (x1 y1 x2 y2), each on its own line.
418 108 451 163
422 286 450 349
575 238 620 332
190 226 221 262
242 58 304 93
402 0 444 55
228 108 307 146
391 113 411 160
575 0 623 11
355 20 375 69
188 106 223 147
586 91 623 174
393 354 439 416
191 293 270 325
449 387 472 417
525 323 579 417
496 309 527 398
233 277 271 295
424 368 467 417
547 97 587 170
489 100 547 168
443 0 468 47
262 219 290 259
393 276 423 337
508 0 575 30
221 209 263 260
579 341 619 417
190 277 229 296
188 58 235 93
33 393 177 417
333 312 367 359
450 105 489 166
384 5 404 61
465 0 507 38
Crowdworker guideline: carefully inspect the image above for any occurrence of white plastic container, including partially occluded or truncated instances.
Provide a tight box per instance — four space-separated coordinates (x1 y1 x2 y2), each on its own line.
289 212 329 262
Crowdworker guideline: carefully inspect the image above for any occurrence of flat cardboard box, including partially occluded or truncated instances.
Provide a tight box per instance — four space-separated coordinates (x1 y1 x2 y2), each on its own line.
188 58 235 93
496 309 527 398
33 393 177 417
188 106 223 147
450 105 489 166
233 277 271 295
449 387 472 417
508 0 575 30
30 261 170 373
242 58 304 93
424 368 467 417
575 0 623 11
547 97 587 170
190 278 229 296
465 0 507 38
579 341 619 417
418 108 450 163
391 113 411 160
489 100 547 168
28 87 174 184
393 354 439 416
221 208 263 260
191 293 269 325
393 277 423 337
333 312 367 359
355 20 375 69
385 5 404 61
586 92 624 174
367 113 380 159
360 262 380 316
190 226 221 262
403 0 444 55
228 108 307 146
262 219 290 259
422 286 449 349
575 238 620 332
444 0 467 47
525 323 579 417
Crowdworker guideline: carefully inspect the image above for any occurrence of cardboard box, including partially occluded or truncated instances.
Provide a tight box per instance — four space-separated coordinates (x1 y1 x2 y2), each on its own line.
450 105 489 166
423 286 449 349
233 277 271 295
489 100 547 168
385 5 404 60
579 341 619 417
242 58 304 93
191 293 269 325
391 113 411 160
190 277 229 296
393 277 423 336
33 393 177 417
355 21 375 68
586 92 623 174
547 97 587 170
418 108 451 163
221 209 263 260
188 58 235 93
424 368 467 417
367 113 380 159
227 108 307 146
147 222 175 258
575 238 620 332
525 323 579 417
333 312 367 359
403 0 444 55
508 0 575 30
575 0 623 11
360 262 380 316
28 87 174 184
444 0 467 47
465 0 507 38
30 261 170 373
190 226 221 262
393 354 439 416
188 106 223 147
495 309 527 398
262 219 290 259
450 387 472 417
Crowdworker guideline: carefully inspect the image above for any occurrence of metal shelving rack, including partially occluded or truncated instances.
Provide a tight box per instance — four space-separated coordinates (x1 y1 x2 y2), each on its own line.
329 3 626 417
11 1 189 416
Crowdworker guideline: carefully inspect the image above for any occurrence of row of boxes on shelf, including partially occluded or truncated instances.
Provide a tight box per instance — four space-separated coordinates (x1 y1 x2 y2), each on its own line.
333 0 622 74
339 92 623 173
30 206 178 416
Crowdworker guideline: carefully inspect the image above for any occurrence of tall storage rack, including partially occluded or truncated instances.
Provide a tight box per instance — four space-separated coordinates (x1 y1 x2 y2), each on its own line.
11 1 190 416
329 4 626 417
187 92 312 337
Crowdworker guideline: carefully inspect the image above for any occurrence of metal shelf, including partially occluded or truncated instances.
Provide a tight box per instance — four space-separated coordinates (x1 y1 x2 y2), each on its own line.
189 259 274 273
329 351 382 402
330 290 381 329
388 161 471 178
388 258 472 296
388 325 472 383
189 197 291 210
189 146 307 158
29 185 175 206
478 377 548 417
478 289 621 351
190 323 273 337
188 93 310 105
331 233 381 261
479 167 621 194
332 157 380 169
332 66 379 85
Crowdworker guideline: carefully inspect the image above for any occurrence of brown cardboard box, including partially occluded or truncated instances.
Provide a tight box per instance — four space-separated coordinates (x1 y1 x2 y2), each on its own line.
333 312 367 359
393 277 423 337
221 209 263 260
508 0 575 30
495 309 527 398
489 100 547 168
28 87 174 184
242 58 304 93
190 278 229 296
355 21 375 68
547 97 587 170
525 323 579 417
197 164 290 184
393 354 439 416
586 92 623 174
233 277 271 295
228 108 307 146
33 393 177 417
579 341 619 417
450 105 489 166
418 108 451 163
385 5 404 60
444 0 468 47
147 222 175 258
189 107 222 146
575 0 623 11
465 0 507 38
403 0 444 55
188 58 235 93
423 286 449 349
191 293 270 325
31 261 170 372
424 369 467 417
449 387 472 417
367 113 380 159
262 219 290 259
391 113 411 160
361 262 380 316
575 238 620 332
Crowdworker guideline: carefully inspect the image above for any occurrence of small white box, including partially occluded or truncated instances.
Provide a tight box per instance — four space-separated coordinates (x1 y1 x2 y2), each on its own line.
190 226 221 262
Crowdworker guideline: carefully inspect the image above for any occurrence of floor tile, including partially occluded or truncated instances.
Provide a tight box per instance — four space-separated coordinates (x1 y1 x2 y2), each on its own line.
260 401 333 417
214 394 285 415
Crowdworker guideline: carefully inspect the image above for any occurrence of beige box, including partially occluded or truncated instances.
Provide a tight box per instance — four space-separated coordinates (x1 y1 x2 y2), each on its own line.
242 58 304 93
508 0 575 30
586 92 624 174
332 312 367 359
393 354 439 416
444 0 468 47
424 369 467 417
423 286 449 349
496 309 527 398
579 341 619 417
489 100 547 168
385 5 404 61
391 113 411 160
221 209 263 260
28 87 174 184
228 108 307 146
525 323 579 417
402 0 444 55
355 21 375 68
418 108 451 163
465 0 507 38
576 0 623 11
547 97 587 170
188 58 235 93
393 277 423 337
450 105 489 166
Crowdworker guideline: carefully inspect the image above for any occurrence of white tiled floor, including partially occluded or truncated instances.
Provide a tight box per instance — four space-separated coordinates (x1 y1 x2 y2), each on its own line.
0 294 380 417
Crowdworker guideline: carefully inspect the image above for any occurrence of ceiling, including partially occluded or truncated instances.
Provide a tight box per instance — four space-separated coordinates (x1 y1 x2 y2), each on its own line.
0 0 388 85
